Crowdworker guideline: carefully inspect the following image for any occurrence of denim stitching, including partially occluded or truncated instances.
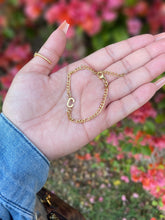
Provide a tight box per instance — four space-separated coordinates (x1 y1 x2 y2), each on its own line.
0 193 33 217
0 113 50 166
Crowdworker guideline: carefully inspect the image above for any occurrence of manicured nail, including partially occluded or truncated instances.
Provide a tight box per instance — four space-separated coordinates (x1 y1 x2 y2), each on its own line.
59 20 70 34
155 33 165 41
155 77 165 90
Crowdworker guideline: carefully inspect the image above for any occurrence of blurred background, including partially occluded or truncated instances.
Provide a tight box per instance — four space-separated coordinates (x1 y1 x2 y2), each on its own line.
1 0 165 219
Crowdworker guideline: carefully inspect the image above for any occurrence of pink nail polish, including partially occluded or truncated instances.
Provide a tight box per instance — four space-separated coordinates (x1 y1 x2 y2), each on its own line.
58 20 70 34
155 77 165 90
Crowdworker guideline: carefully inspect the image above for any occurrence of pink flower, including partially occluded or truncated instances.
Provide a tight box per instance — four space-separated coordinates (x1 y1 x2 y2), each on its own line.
100 183 106 189
9 65 23 76
102 9 117 21
107 0 123 9
0 15 7 27
124 127 134 138
81 16 102 36
0 90 7 101
89 196 95 203
129 102 156 124
25 3 44 20
154 93 165 103
132 193 139 198
116 153 124 160
45 3 65 24
127 18 142 35
121 195 127 201
4 42 31 63
162 195 165 205
153 136 165 150
98 197 104 202
85 153 92 160
121 175 130 183
106 132 119 146
130 165 143 182
107 183 112 187
0 74 13 89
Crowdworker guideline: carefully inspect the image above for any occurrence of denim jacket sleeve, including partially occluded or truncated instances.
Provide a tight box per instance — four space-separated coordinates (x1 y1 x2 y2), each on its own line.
0 113 50 220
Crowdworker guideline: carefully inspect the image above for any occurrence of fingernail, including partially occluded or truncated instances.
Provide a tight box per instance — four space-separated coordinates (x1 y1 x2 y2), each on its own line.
58 20 70 34
155 33 165 41
155 77 165 90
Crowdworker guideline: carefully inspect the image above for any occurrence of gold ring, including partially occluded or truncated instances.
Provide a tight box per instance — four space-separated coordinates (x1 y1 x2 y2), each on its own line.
34 52 52 64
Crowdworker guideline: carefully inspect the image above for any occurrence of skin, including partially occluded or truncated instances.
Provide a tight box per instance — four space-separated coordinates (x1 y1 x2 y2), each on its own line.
2 26 165 161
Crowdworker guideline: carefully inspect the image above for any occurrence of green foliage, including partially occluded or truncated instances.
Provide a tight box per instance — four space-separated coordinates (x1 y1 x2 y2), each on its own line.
140 145 151 156
3 27 15 39
8 0 19 6
46 140 164 219
155 114 165 123
122 143 133 152
143 120 156 134
124 0 138 6
111 25 129 42
10 11 25 27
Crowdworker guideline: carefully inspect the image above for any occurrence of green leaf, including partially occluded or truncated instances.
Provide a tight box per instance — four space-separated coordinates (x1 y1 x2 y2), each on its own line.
122 143 133 152
99 162 105 168
138 166 145 172
132 147 140 155
124 0 137 6
91 163 98 169
11 11 25 27
92 34 106 50
155 114 165 123
3 28 15 39
152 200 158 206
86 145 93 152
112 26 129 42
143 120 156 134
133 125 142 133
137 137 144 143
95 134 101 142
8 0 18 6
157 100 165 109
158 200 164 207
140 145 151 156
112 160 120 168
102 129 110 136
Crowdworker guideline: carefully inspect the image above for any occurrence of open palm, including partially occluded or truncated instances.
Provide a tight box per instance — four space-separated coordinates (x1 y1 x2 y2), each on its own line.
2 23 165 160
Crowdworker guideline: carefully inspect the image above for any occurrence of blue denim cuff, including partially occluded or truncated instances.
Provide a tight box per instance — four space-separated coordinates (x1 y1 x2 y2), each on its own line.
0 113 50 217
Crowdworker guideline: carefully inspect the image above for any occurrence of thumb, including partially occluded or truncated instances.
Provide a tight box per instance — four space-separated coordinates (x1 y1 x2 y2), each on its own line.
25 20 69 75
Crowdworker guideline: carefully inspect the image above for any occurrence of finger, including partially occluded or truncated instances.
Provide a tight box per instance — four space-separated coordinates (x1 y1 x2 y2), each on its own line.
83 34 155 71
66 34 155 83
154 77 165 90
154 32 165 41
104 81 162 127
104 38 165 82
108 53 165 102
58 33 164 83
83 77 165 142
22 20 69 76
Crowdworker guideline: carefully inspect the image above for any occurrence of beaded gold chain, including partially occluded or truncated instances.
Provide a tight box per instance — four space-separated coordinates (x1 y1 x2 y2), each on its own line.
66 65 124 123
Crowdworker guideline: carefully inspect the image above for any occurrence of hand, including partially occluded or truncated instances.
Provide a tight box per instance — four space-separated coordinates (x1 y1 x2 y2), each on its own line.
2 21 165 160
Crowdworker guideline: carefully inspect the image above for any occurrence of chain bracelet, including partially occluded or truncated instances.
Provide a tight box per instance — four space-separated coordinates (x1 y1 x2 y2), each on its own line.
66 65 124 123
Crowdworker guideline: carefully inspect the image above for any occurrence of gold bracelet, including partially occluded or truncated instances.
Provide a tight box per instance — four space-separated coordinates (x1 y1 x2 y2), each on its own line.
66 65 124 123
